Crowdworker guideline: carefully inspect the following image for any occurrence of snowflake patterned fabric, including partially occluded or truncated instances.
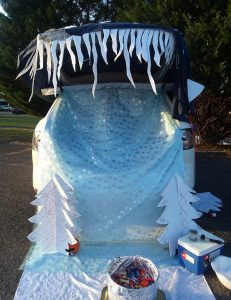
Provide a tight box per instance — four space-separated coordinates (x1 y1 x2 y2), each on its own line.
37 83 184 243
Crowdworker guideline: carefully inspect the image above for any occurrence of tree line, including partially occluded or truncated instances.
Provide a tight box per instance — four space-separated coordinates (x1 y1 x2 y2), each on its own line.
0 0 230 144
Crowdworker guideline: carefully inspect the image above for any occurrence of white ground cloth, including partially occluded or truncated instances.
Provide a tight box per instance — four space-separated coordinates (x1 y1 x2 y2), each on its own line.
15 84 201 299
14 266 215 300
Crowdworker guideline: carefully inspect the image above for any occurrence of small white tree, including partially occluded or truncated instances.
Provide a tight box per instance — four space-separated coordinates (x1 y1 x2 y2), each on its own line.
156 173 202 256
28 174 81 255
52 174 81 235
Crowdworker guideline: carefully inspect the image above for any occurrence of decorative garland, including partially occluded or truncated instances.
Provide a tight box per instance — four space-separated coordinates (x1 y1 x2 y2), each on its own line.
17 28 175 101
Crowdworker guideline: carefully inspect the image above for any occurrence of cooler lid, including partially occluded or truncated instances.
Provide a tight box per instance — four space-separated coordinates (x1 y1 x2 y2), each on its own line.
178 230 224 256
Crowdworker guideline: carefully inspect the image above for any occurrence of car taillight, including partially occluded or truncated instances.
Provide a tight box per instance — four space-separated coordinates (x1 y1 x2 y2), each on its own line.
32 131 40 151
182 129 194 150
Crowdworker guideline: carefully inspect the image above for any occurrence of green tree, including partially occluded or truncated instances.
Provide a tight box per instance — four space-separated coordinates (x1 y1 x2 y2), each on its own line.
117 0 231 144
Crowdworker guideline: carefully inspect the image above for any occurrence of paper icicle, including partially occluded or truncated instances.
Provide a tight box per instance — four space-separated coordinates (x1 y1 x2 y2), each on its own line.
28 36 40 101
123 29 135 87
146 31 157 94
129 29 136 57
51 41 58 97
37 38 44 70
141 29 150 62
96 31 108 65
66 36 76 71
57 41 65 80
102 29 110 58
44 41 52 82
159 31 165 56
91 32 98 97
153 30 161 67
73 36 84 69
83 33 91 59
114 29 126 61
110 29 118 55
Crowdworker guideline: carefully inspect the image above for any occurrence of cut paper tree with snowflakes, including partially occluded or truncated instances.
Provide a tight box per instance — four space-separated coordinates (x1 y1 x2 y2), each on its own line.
156 173 202 256
28 173 81 255
52 173 81 235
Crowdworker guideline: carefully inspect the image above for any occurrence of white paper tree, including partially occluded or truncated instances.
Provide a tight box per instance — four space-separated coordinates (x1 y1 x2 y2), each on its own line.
52 174 81 236
156 173 202 256
28 174 81 255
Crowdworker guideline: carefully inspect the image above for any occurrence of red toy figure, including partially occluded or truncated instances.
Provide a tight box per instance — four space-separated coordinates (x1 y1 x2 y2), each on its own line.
65 238 80 255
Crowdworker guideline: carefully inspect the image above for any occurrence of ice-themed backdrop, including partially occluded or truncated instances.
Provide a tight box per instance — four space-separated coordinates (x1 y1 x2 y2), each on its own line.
36 83 184 243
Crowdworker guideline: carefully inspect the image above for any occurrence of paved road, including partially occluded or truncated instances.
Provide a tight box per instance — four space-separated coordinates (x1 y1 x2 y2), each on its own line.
195 151 231 300
0 137 35 300
0 137 231 300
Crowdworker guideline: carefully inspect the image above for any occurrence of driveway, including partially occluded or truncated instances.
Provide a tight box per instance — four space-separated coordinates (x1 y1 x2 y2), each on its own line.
195 151 231 300
0 137 230 300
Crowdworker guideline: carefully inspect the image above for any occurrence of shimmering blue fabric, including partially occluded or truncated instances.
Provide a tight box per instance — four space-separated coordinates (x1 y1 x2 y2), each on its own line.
23 242 178 274
37 84 184 243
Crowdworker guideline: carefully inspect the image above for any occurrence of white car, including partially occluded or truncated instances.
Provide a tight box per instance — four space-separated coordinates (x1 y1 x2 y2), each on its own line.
19 23 205 242
0 104 13 111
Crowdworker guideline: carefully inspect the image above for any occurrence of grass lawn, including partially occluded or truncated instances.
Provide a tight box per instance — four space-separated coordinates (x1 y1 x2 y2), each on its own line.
0 115 41 128
0 115 41 138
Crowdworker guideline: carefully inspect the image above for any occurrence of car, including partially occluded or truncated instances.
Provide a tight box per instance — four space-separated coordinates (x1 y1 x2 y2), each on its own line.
19 22 205 242
0 104 13 111
0 99 8 107
12 108 25 115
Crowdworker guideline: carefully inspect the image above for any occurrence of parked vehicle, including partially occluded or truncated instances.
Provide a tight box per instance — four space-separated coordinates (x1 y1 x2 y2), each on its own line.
0 104 13 111
12 108 25 115
0 99 7 106
18 23 204 242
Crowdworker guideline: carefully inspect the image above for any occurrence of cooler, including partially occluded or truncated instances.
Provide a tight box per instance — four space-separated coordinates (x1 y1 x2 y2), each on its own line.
178 230 224 275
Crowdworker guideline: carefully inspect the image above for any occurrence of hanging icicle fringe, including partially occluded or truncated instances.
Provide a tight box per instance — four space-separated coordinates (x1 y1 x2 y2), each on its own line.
17 28 175 100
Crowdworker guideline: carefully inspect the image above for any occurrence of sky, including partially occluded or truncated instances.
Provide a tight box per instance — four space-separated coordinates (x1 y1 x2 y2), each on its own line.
0 5 7 16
